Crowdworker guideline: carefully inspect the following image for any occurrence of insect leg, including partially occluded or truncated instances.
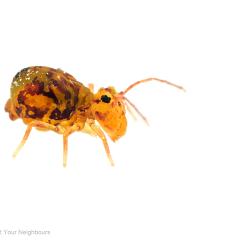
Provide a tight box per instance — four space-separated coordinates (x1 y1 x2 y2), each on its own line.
5 99 18 120
63 134 68 167
13 121 62 158
62 126 79 167
13 124 33 158
88 121 114 166
88 83 94 92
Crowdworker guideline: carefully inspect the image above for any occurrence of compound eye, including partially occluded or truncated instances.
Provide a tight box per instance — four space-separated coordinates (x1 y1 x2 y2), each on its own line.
101 95 111 103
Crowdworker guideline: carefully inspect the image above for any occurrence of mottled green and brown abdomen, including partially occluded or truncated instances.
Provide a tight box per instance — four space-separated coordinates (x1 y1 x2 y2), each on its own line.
6 66 93 127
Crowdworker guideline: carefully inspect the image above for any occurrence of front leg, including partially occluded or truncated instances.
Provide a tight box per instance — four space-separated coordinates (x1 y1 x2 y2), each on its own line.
87 120 114 166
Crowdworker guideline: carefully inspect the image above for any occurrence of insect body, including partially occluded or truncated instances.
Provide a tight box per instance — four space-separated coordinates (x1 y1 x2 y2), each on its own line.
5 66 184 167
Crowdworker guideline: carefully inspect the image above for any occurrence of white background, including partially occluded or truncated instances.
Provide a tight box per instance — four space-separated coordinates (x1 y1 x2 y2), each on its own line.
0 0 240 239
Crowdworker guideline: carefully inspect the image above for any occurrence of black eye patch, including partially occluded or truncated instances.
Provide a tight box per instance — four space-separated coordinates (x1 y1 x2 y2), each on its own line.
101 95 111 103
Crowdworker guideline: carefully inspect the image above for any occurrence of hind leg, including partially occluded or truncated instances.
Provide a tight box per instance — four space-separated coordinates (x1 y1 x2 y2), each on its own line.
13 121 62 158
13 124 33 158
5 99 18 120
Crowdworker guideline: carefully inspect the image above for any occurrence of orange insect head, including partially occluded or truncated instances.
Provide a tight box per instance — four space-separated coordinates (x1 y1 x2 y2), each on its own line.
91 87 127 141
91 77 185 142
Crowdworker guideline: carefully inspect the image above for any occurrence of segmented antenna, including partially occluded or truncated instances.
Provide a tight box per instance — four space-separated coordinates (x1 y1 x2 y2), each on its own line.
120 77 185 96
118 77 185 124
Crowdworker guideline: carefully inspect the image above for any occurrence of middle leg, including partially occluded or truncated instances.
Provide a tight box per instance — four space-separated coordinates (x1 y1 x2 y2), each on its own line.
62 125 80 167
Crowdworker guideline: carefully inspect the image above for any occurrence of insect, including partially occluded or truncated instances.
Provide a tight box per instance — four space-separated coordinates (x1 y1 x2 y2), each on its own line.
5 66 185 167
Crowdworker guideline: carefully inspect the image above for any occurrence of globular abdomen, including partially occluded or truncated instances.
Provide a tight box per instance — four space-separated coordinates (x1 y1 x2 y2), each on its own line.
5 66 93 127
